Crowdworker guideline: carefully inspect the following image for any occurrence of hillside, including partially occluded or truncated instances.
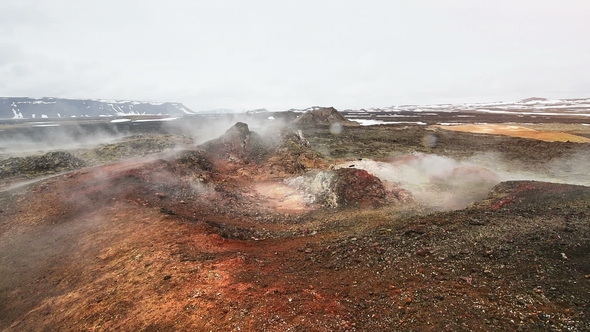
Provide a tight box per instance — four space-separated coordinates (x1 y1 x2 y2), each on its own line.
0 97 195 119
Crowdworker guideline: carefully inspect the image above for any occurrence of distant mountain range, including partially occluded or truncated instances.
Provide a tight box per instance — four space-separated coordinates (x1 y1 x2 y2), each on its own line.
0 97 197 119
345 97 590 116
2 96 589 120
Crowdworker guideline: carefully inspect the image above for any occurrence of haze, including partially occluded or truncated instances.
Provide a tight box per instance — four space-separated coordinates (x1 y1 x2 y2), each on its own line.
1 0 589 111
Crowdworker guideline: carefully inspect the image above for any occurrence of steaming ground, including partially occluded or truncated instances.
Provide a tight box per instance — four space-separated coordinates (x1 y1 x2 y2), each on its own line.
1 116 590 331
332 155 498 211
0 114 289 159
2 117 590 209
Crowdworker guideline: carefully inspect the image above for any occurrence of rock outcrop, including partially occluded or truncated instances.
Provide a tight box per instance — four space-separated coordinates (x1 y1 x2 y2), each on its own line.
286 167 413 208
199 122 271 165
262 130 328 177
293 107 360 127
0 151 86 180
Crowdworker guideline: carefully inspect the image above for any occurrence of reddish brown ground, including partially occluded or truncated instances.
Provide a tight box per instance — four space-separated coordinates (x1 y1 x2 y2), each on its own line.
1 152 589 332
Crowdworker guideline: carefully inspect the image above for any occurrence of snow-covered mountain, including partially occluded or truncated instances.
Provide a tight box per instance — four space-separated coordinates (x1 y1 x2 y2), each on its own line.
0 97 196 119
345 97 590 116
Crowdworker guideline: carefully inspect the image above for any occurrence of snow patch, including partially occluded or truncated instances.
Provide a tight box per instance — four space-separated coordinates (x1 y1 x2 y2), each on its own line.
133 117 179 122
476 109 590 117
33 124 60 127
352 119 387 126
12 109 23 119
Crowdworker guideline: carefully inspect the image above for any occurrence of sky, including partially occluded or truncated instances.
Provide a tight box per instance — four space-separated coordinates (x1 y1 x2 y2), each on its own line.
1 0 589 111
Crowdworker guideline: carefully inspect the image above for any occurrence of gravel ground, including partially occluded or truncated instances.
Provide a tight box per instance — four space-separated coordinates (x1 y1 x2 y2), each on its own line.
0 120 589 331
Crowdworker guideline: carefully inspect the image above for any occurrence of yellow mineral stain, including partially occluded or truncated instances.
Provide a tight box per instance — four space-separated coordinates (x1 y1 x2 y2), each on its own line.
435 124 590 143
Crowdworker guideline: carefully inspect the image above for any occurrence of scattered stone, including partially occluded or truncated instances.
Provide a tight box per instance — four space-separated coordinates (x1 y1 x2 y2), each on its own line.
159 207 176 215
469 218 486 225
416 248 431 257
173 150 214 172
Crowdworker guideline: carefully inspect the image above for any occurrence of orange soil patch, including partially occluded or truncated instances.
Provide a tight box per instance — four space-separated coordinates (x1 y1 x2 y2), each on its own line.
435 124 590 143
252 182 310 213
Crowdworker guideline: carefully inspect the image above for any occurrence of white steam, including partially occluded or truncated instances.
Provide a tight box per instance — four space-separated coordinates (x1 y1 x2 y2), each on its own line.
335 154 501 211
170 114 290 145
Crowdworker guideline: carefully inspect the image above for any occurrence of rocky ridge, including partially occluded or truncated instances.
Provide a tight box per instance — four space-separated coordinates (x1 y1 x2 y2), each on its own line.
0 97 195 119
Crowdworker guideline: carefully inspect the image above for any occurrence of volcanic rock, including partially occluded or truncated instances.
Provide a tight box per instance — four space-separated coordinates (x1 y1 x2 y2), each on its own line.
197 123 329 178
262 130 328 177
332 168 390 206
475 180 590 211
293 107 360 127
0 151 86 180
286 168 411 208
199 122 271 165
173 150 214 172
74 135 193 166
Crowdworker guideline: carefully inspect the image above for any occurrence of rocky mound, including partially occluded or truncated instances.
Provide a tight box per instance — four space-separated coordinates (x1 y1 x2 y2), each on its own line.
333 168 390 206
198 123 329 178
199 122 271 165
0 151 86 180
286 167 414 208
173 150 214 172
293 107 360 127
261 130 328 177
74 135 193 166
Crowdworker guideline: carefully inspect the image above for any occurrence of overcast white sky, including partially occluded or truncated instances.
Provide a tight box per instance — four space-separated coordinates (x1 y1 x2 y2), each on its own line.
1 1 589 111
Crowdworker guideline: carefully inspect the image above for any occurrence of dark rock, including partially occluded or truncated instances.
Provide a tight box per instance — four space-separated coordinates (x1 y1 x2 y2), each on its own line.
173 150 214 172
332 168 388 207
159 207 176 215
292 107 360 127
0 151 86 179
286 167 398 208
200 122 270 164
263 130 327 176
